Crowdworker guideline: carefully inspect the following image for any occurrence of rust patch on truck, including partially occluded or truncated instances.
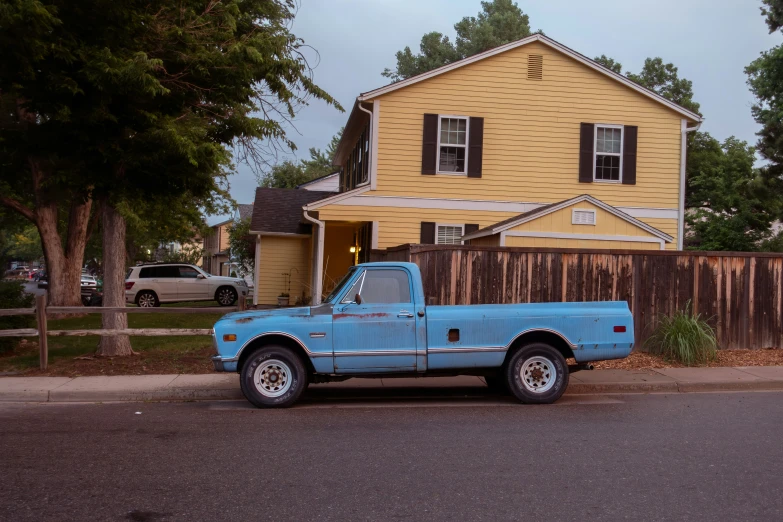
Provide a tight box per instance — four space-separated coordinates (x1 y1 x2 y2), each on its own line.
333 312 390 320
235 317 254 324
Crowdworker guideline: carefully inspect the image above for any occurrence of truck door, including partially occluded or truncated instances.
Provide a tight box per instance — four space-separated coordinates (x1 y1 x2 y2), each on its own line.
332 268 417 373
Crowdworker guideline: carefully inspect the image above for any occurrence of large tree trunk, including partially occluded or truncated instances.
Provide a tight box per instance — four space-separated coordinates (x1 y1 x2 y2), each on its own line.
96 203 134 356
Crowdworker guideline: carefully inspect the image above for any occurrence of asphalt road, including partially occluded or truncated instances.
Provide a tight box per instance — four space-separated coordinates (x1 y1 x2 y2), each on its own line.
1 392 782 522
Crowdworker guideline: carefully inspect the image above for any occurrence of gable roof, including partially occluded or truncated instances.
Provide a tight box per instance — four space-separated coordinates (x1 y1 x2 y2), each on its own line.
461 194 674 243
237 204 254 221
250 188 333 235
358 34 702 123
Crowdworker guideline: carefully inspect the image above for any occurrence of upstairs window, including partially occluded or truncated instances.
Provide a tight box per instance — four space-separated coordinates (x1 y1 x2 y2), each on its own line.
340 122 371 192
437 117 468 174
436 224 464 245
594 125 623 182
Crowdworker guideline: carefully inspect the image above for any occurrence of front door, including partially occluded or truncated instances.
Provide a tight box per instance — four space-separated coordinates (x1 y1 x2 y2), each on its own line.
332 268 417 373
176 266 210 301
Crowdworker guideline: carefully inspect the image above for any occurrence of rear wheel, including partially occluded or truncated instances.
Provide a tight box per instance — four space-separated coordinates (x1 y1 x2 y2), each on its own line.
136 291 159 308
240 345 308 408
505 343 568 404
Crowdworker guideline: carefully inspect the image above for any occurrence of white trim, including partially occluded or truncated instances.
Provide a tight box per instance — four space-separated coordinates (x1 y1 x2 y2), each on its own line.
303 185 372 210
593 124 624 183
679 120 687 250
435 223 465 245
462 194 674 243
249 231 311 238
571 208 596 225
320 193 679 219
302 211 325 305
371 221 379 249
370 100 380 190
297 172 338 189
357 34 702 123
503 231 665 250
253 236 261 306
436 115 469 175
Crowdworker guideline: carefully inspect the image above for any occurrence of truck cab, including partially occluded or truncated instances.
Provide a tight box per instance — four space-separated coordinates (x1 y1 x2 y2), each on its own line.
212 262 634 408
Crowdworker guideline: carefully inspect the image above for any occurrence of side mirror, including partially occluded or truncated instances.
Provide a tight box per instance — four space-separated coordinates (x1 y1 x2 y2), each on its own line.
197 274 206 279
354 293 362 305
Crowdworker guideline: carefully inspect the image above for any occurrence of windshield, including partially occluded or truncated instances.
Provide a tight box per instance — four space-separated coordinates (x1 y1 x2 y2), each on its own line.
325 267 358 303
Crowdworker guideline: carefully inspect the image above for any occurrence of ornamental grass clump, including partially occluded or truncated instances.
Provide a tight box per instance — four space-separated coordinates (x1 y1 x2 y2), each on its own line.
644 301 718 366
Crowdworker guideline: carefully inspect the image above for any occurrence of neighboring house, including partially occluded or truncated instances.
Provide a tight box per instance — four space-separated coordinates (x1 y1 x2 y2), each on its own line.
249 34 702 305
298 172 339 192
203 204 254 276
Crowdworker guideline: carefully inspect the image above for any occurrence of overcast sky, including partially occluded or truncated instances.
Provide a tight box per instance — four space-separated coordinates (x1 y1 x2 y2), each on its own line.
213 0 781 223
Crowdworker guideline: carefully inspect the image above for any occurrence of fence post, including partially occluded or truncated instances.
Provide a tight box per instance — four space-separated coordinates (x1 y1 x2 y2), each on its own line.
239 294 247 311
35 294 48 370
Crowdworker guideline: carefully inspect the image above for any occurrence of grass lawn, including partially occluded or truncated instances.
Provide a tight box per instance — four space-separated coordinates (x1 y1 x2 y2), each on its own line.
0 301 231 376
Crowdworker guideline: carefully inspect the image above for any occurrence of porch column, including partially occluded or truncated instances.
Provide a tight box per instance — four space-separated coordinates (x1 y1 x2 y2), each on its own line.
303 211 325 305
253 234 261 306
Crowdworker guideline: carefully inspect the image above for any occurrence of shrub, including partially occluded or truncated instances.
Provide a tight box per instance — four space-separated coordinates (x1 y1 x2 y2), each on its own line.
644 301 717 365
0 281 35 354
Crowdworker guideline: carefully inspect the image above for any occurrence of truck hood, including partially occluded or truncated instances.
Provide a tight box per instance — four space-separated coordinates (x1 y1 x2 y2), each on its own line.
221 307 312 323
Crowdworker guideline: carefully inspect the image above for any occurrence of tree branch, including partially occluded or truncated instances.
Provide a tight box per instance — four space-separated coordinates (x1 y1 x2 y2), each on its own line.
0 194 36 224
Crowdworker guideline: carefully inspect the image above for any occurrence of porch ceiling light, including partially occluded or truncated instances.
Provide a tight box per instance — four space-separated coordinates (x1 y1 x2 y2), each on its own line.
349 246 356 253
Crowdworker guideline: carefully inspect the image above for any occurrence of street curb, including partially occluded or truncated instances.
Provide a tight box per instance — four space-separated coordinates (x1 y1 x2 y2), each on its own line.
3 380 783 403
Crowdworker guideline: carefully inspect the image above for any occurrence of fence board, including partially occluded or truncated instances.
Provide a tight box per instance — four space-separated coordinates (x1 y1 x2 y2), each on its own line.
374 245 783 350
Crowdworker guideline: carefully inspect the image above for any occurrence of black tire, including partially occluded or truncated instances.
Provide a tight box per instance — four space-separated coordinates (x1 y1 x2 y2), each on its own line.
136 290 159 308
505 342 569 404
215 286 237 306
485 375 509 394
239 345 308 408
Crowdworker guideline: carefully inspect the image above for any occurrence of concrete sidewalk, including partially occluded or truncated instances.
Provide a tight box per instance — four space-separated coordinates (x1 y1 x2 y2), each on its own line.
2 366 783 403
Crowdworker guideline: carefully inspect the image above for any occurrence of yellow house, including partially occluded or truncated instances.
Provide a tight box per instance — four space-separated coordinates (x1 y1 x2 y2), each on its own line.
251 34 702 306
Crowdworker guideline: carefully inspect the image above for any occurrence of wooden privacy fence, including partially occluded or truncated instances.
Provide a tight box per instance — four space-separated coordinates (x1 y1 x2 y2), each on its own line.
372 244 783 350
0 295 244 370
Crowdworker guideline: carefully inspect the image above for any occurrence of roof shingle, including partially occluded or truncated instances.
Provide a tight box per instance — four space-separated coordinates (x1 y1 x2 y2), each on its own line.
250 188 333 235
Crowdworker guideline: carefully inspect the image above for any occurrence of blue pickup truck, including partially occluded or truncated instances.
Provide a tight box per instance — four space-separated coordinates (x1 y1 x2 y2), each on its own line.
212 262 634 408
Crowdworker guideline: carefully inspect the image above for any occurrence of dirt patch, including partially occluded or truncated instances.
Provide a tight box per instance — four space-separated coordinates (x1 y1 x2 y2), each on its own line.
593 348 783 370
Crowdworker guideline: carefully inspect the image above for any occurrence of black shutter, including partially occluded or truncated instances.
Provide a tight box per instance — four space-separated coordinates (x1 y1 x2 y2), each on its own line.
467 117 484 178
464 224 479 235
421 114 439 175
622 125 638 185
420 222 436 244
579 123 595 183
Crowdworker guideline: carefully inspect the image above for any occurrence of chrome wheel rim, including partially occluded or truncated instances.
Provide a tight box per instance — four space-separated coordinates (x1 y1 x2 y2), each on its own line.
218 288 235 305
520 356 556 393
138 293 155 307
253 359 292 398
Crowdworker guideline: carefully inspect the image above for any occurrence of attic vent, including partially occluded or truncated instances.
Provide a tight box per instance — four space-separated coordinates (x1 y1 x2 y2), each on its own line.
528 54 543 80
572 209 596 225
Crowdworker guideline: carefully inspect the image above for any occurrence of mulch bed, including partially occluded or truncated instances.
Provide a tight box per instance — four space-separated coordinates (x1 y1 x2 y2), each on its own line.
593 348 783 370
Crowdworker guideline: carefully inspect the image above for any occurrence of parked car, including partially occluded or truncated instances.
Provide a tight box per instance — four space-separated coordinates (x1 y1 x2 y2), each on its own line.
211 262 635 408
125 263 248 307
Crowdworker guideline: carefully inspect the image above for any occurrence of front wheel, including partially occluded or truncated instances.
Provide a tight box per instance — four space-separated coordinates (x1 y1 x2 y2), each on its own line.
216 286 238 306
505 343 569 404
240 345 308 408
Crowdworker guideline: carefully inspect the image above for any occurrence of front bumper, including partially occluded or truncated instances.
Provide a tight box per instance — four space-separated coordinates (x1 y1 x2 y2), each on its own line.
211 355 238 372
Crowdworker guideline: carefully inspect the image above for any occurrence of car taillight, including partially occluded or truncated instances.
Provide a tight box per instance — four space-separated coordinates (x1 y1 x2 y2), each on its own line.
125 281 135 290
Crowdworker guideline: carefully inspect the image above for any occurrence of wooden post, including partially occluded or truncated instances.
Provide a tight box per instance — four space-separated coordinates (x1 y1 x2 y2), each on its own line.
35 294 48 370
239 294 247 311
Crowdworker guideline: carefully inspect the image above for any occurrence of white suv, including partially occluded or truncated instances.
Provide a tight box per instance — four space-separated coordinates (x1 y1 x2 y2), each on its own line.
125 263 248 307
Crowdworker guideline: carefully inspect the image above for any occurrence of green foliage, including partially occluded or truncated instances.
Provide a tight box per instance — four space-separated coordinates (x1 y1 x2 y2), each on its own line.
746 0 783 200
6 226 43 262
227 217 254 279
0 281 35 354
626 58 701 115
260 129 343 188
593 55 623 74
162 245 204 266
382 0 532 82
644 302 717 366
686 135 779 251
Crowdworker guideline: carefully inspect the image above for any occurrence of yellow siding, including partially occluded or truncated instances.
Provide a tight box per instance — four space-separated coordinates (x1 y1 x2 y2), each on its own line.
257 236 312 306
469 235 501 247
504 236 660 250
370 40 685 228
317 204 677 250
504 201 658 237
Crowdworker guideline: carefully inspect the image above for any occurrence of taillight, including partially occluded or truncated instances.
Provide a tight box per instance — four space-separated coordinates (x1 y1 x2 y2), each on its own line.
614 325 626 333
125 281 135 290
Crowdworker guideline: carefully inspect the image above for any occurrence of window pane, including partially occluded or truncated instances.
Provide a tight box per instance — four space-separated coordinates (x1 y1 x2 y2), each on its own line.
439 146 465 172
139 267 156 278
359 270 412 304
178 267 200 278
595 154 620 181
341 272 365 303
437 225 464 245
440 118 467 145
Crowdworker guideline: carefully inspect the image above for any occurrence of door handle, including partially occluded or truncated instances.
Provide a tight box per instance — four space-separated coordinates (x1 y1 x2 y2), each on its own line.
398 310 414 318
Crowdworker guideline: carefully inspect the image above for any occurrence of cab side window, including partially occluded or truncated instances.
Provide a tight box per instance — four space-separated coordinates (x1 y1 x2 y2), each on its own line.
178 266 200 278
360 270 412 304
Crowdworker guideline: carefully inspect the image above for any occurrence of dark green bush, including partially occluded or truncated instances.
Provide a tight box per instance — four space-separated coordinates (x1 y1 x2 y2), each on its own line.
0 281 35 354
644 301 718 366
